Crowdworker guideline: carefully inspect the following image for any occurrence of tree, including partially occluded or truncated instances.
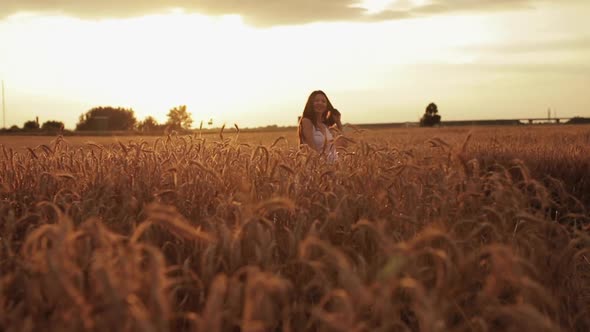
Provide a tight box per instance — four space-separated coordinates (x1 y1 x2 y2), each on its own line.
166 105 193 130
42 120 64 132
419 102 442 127
76 106 137 131
138 116 160 132
23 120 40 130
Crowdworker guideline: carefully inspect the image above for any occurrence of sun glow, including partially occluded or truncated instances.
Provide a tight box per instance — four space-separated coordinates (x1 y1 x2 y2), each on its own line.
0 10 496 127
1 0 587 129
1 13 285 125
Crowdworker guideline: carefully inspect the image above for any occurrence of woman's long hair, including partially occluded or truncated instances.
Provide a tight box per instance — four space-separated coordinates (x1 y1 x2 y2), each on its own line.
298 90 336 144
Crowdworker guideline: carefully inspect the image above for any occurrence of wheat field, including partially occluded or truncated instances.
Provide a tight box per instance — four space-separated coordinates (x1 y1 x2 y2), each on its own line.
1 125 589 332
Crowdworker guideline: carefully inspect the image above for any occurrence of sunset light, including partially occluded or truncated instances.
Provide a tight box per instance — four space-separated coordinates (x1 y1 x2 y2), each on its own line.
1 2 590 331
0 0 588 128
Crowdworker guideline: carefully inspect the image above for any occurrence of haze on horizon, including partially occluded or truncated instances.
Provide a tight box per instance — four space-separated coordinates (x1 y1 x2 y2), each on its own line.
0 0 589 130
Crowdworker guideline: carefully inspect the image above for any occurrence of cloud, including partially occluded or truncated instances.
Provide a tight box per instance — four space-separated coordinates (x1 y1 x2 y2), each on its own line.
416 0 536 14
0 0 576 27
458 36 590 54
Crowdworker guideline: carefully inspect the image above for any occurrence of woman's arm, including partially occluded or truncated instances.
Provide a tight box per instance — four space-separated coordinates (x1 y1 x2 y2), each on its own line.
300 118 320 152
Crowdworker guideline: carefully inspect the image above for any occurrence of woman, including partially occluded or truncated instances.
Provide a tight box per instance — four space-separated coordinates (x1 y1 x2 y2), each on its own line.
297 90 340 162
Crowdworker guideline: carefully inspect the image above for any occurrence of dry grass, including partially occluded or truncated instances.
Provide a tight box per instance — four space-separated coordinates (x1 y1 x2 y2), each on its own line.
1 125 589 332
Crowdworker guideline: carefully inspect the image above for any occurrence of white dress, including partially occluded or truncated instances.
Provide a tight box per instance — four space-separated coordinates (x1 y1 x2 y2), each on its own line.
312 125 337 162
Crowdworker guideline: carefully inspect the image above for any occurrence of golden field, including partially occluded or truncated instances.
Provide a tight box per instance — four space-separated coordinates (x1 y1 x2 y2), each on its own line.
1 125 589 331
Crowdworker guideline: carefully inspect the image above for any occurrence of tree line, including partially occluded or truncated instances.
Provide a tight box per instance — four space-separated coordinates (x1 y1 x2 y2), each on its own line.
4 105 194 133
5 102 453 133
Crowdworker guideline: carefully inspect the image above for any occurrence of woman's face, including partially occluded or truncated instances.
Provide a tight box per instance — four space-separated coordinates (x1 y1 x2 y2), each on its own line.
313 93 328 114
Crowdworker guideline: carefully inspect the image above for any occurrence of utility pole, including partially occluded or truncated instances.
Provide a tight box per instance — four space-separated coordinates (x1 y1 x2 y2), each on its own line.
2 80 5 129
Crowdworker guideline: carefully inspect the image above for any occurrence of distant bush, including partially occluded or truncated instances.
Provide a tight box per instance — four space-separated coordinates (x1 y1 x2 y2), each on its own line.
166 105 193 130
419 102 442 127
138 116 161 133
41 120 64 132
566 117 590 124
23 120 40 131
76 106 137 131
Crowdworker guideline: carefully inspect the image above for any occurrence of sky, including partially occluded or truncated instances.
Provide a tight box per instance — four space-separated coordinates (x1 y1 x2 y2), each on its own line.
0 0 589 129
